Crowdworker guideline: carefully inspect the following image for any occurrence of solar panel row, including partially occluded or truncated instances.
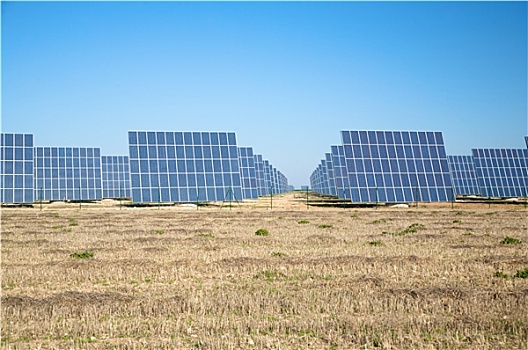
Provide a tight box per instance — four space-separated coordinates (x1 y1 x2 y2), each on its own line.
1 132 289 204
127 131 288 203
312 131 455 203
313 133 528 202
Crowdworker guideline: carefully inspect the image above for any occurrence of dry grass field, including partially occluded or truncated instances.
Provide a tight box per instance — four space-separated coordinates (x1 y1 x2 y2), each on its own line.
1 193 528 349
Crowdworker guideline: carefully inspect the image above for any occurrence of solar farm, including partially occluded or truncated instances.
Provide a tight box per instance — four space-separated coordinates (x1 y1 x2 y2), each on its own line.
1 131 528 349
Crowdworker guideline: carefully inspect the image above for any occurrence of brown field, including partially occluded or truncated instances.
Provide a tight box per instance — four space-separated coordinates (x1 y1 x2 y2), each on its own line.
1 193 528 349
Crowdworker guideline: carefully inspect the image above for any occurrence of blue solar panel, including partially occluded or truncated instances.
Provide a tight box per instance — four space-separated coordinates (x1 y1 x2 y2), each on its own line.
318 160 326 194
34 147 103 201
325 153 337 196
101 156 131 199
1 133 34 203
277 170 283 193
271 166 278 194
472 148 528 198
316 165 322 194
310 164 324 194
128 131 243 203
331 145 349 199
277 170 287 193
340 131 454 203
238 147 258 199
253 154 267 196
447 156 479 195
262 160 272 194
447 155 480 196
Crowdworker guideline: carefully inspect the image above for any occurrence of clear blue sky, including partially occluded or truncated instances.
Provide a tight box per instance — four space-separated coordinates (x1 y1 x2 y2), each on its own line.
2 1 526 187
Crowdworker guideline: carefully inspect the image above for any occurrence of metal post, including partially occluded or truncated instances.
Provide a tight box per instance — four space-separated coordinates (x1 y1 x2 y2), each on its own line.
40 187 43 211
196 188 199 210
451 187 454 210
119 182 122 210
79 186 82 210
375 187 378 210
158 186 161 210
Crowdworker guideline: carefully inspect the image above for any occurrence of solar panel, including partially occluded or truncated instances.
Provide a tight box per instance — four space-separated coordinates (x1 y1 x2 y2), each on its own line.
341 131 454 202
277 170 284 193
262 160 272 195
277 170 288 193
1 133 34 203
447 155 480 196
310 164 323 195
238 147 259 199
331 145 349 199
320 159 330 195
472 148 528 198
128 131 243 203
525 136 528 148
253 154 267 196
325 152 337 196
312 164 323 194
101 156 131 199
271 166 278 194
34 147 103 201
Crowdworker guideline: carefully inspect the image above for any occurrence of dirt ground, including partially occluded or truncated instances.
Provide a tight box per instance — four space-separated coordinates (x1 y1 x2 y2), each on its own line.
1 193 527 349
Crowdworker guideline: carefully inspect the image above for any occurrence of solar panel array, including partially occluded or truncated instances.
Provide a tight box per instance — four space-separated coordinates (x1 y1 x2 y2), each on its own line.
447 155 480 196
472 148 528 198
101 156 131 199
127 131 288 203
1 133 34 203
33 147 103 201
128 131 244 202
1 131 288 205
311 131 454 203
238 147 259 199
